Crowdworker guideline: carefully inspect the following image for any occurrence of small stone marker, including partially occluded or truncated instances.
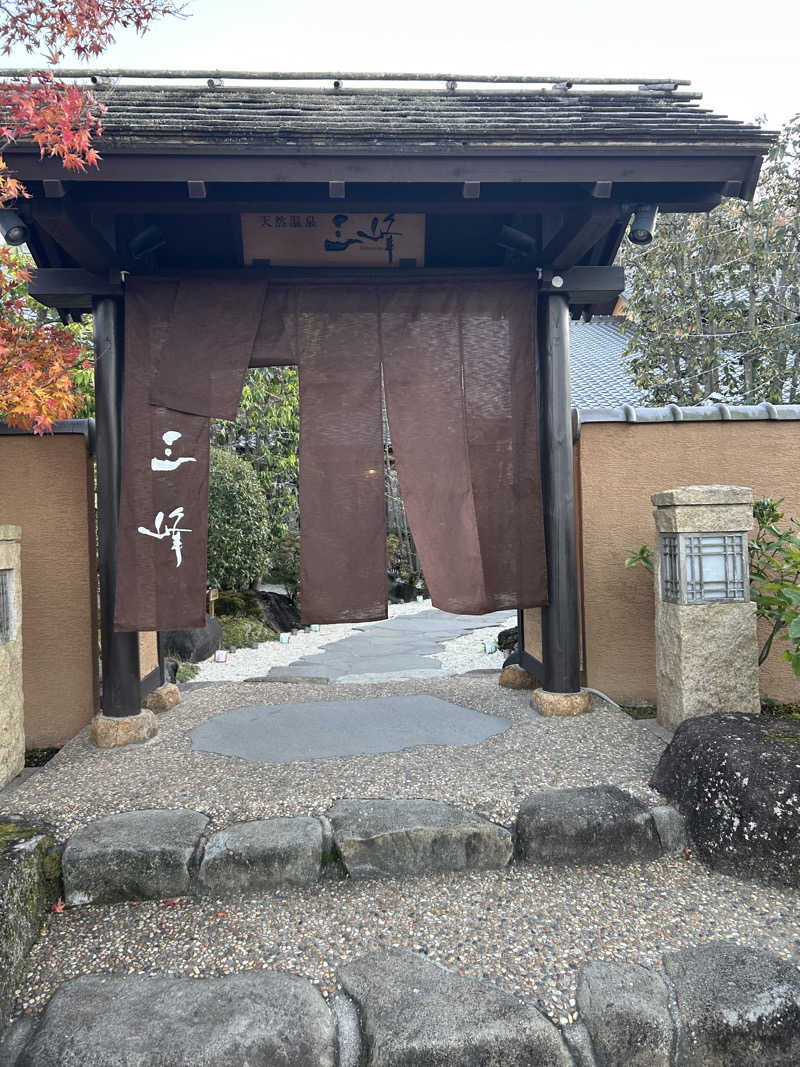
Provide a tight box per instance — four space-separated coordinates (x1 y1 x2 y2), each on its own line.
16 972 336 1067
141 682 180 712
515 785 663 865
337 948 574 1067
62 809 208 904
326 798 512 879
199 817 324 894
498 664 537 690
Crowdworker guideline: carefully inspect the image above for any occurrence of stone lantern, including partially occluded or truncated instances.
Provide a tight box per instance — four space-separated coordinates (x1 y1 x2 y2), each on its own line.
651 486 760 730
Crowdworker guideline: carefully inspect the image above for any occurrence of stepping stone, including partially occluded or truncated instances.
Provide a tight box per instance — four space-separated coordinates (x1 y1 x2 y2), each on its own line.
190 695 509 763
338 948 574 1066
17 972 335 1066
326 798 512 879
576 960 675 1067
62 809 208 904
662 941 800 1066
514 785 663 866
199 817 325 894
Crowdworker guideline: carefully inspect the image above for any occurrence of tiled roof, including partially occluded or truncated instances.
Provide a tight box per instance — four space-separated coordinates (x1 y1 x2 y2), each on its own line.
569 317 642 407
84 85 773 150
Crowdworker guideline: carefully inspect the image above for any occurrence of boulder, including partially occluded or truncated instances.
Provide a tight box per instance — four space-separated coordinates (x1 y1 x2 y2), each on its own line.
62 809 208 904
0 819 61 1032
662 941 800 1066
326 799 512 880
338 948 574 1066
576 960 675 1067
515 785 663 866
163 656 179 684
162 613 222 663
650 712 800 886
199 817 325 895
18 971 335 1067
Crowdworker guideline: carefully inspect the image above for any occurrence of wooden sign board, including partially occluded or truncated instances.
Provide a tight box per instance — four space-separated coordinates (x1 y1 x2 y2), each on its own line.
241 212 425 268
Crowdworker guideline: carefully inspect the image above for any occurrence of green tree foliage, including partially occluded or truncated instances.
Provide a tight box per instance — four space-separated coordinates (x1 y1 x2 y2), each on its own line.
749 498 800 675
210 366 299 561
622 115 800 405
207 446 272 592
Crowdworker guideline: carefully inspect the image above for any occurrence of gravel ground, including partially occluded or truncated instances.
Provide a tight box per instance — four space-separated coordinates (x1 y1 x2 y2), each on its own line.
5 676 664 839
7 675 799 1029
13 859 800 1026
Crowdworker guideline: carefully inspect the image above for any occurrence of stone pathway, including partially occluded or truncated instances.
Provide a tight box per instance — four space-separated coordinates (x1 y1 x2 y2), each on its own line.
264 608 515 683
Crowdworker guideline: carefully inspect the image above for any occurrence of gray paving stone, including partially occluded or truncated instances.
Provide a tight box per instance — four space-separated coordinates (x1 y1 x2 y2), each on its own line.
326 798 513 879
576 960 675 1067
662 941 800 1066
62 809 208 904
338 948 574 1066
199 817 325 894
18 971 335 1066
190 695 509 763
515 785 663 866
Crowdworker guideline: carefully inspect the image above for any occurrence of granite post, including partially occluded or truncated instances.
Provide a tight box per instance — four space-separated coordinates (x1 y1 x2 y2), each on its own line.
652 486 760 731
0 525 24 788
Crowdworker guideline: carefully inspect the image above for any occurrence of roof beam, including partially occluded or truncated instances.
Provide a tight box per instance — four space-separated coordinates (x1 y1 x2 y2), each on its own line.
541 205 621 268
29 200 119 272
5 149 759 187
28 268 122 309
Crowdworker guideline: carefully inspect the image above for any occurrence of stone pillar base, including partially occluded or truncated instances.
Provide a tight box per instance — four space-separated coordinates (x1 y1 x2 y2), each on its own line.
530 688 592 717
91 710 158 749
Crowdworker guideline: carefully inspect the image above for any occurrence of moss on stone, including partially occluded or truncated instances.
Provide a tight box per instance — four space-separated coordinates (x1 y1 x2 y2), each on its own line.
0 822 38 848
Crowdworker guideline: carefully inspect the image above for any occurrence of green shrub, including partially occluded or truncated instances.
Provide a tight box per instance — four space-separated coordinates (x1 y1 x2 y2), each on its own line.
175 660 200 682
207 447 271 592
218 614 277 651
267 528 300 601
214 591 263 619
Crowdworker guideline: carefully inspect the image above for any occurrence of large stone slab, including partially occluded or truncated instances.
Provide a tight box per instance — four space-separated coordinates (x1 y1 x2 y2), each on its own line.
338 948 573 1066
199 817 324 894
515 785 663 865
327 799 512 879
662 941 800 1066
0 818 61 1033
576 960 675 1067
18 971 335 1066
651 712 800 886
62 809 208 904
191 695 509 763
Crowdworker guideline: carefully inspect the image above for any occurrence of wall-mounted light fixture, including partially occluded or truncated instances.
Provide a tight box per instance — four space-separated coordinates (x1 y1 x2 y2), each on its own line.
628 204 659 245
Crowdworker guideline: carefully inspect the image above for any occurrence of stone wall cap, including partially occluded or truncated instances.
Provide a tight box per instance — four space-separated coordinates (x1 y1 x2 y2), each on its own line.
0 524 21 541
651 485 754 507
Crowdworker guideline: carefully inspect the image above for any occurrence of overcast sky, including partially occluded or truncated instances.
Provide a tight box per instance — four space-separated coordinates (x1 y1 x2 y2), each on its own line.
3 0 799 128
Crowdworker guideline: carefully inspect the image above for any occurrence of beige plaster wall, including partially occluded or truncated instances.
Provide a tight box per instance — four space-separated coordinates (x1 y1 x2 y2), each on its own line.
577 420 800 705
0 526 24 787
0 435 99 746
139 631 159 679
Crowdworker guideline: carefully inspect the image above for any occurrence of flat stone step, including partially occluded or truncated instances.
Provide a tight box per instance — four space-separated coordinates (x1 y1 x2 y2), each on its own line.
514 785 676 866
7 942 797 1066
12 971 335 1066
62 809 209 905
58 790 686 905
338 947 574 1066
326 798 513 879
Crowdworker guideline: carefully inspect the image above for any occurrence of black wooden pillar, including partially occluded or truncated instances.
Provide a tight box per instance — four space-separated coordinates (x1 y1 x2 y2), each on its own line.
538 291 581 693
93 296 141 717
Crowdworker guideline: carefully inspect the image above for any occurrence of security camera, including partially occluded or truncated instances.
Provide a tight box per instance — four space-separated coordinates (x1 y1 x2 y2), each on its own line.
628 204 659 245
128 224 167 260
0 210 29 246
497 225 537 257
